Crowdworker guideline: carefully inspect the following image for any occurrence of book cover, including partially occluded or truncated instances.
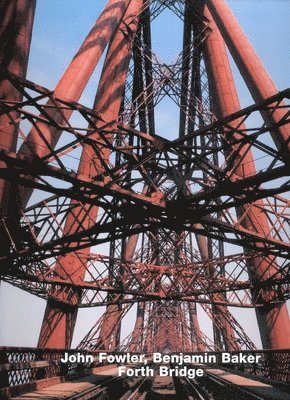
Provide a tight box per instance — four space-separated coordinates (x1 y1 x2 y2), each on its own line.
0 0 289 398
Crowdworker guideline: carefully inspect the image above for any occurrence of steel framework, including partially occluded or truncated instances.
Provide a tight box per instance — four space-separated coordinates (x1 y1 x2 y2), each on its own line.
0 0 289 352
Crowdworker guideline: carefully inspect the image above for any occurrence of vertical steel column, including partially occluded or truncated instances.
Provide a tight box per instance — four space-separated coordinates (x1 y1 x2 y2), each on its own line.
99 233 141 350
38 0 143 349
188 303 205 352
17 0 132 208
0 0 36 214
125 234 146 352
181 304 191 351
129 302 145 352
178 0 235 352
203 6 290 349
195 232 239 351
145 303 155 352
95 0 144 350
207 0 290 155
178 235 205 351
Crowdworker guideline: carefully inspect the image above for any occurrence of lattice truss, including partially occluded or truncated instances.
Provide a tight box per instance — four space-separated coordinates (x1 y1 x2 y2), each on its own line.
0 0 289 351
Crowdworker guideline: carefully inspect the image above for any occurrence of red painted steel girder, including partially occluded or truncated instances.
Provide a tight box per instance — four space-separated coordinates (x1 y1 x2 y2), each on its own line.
17 0 132 208
207 0 290 156
5 250 289 309
0 0 36 215
203 5 290 349
38 0 144 349
0 1 289 353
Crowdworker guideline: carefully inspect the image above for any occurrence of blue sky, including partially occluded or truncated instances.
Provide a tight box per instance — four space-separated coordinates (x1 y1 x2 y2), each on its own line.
0 0 289 348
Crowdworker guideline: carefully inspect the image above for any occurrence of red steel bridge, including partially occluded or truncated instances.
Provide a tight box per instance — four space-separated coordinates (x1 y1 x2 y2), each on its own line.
0 0 289 398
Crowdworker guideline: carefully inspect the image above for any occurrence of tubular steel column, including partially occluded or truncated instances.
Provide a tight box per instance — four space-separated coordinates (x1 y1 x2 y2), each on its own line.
0 0 36 214
129 302 145 352
195 231 239 351
188 303 205 352
98 235 141 350
203 6 290 349
0 0 36 274
177 0 238 352
124 234 144 352
37 0 143 348
207 0 290 155
17 0 131 208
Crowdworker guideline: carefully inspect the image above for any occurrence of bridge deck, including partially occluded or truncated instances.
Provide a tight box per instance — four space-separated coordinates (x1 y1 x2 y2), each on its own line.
205 368 289 400
10 376 110 399
10 366 120 400
1 349 288 400
8 367 289 400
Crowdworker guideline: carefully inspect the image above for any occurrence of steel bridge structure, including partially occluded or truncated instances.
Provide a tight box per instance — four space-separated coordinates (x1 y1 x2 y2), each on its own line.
0 0 289 399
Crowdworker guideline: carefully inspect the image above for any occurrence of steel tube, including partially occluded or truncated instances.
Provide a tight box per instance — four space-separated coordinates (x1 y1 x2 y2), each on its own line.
207 0 290 155
0 0 36 215
195 230 239 351
38 0 143 349
18 0 131 207
203 6 290 349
